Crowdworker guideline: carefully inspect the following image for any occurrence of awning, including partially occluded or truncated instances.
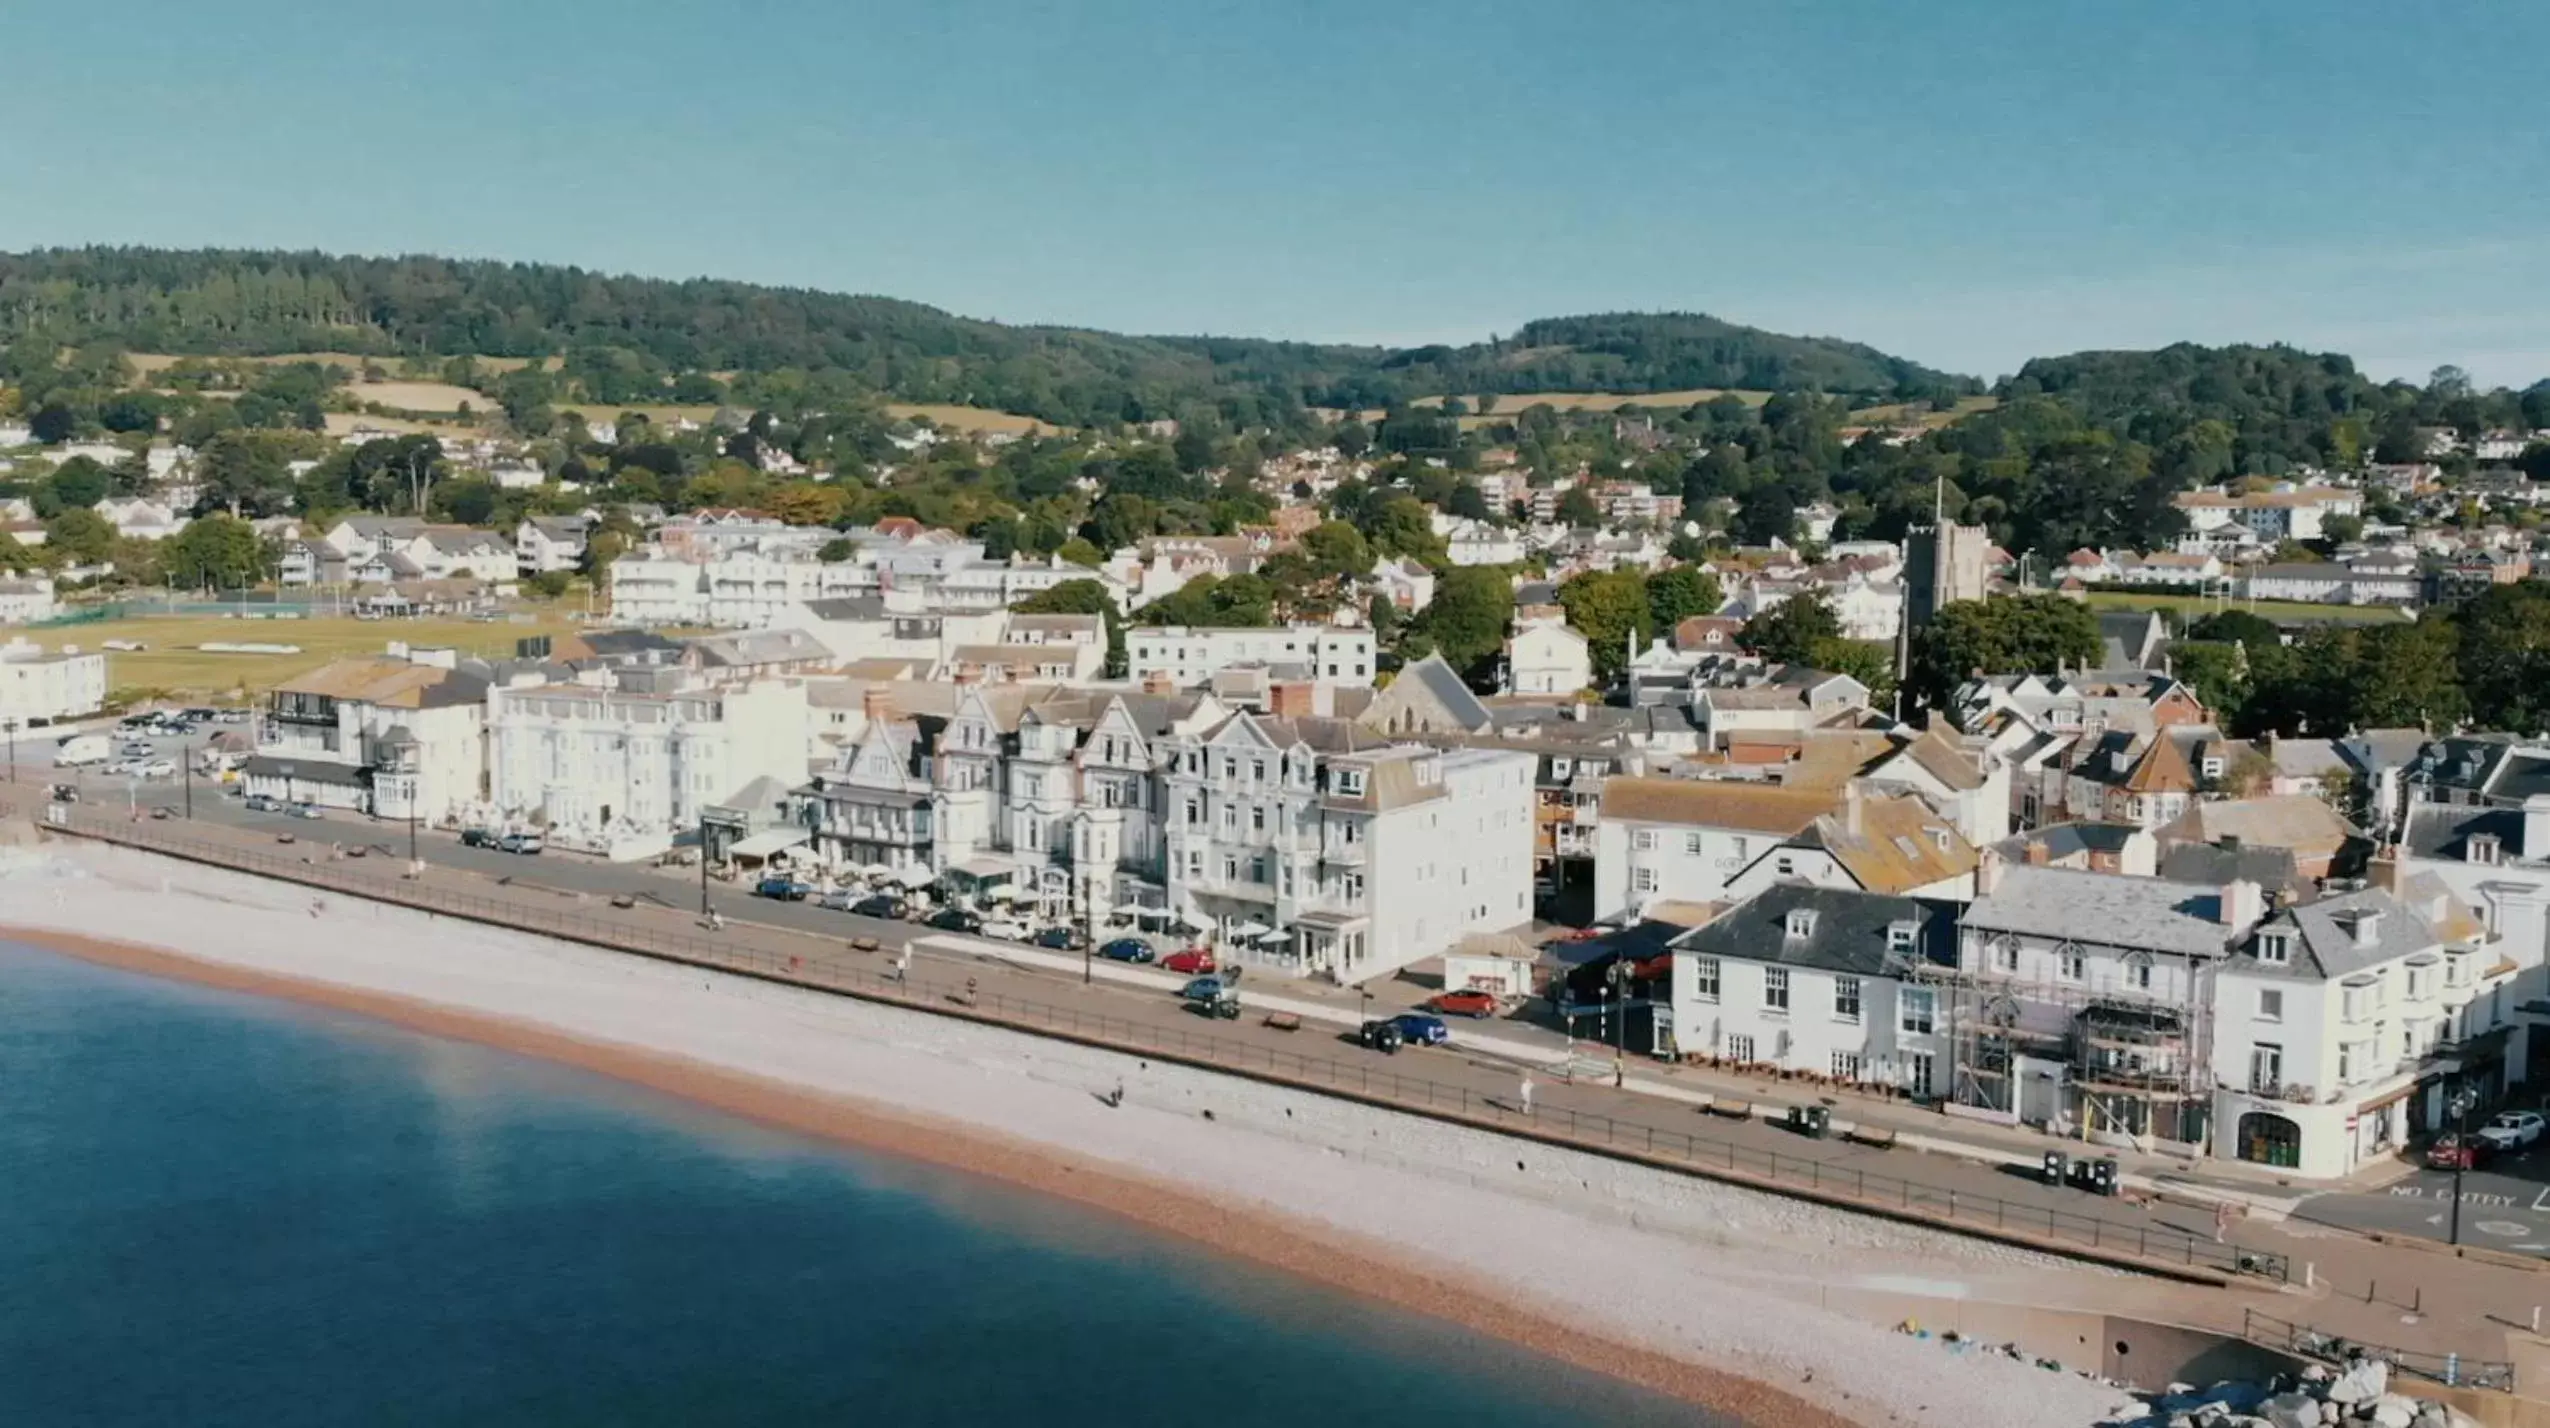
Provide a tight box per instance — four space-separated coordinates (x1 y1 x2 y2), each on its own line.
894 865 937 887
1229 919 1273 939
728 829 812 859
948 856 1013 882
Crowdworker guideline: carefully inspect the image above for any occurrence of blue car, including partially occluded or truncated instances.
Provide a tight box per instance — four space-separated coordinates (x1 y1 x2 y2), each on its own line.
1097 937 1156 964
1387 1013 1450 1046
754 876 813 901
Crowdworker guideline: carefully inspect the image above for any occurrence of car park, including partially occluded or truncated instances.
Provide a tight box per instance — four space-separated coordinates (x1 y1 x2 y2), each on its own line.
1385 1013 1450 1046
1096 937 1156 964
1430 989 1499 1019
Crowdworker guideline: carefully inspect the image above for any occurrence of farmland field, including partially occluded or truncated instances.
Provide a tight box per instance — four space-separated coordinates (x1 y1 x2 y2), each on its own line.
883 403 1059 436
343 380 488 412
39 611 589 699
1847 395 1999 428
2079 590 2411 626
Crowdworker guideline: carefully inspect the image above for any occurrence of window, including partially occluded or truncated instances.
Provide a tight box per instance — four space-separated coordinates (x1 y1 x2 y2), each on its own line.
2338 1040 2365 1082
1831 1051 1863 1082
1343 873 1365 901
2257 988 2284 1022
1990 938 2018 974
1900 987 1935 1035
2255 932 2289 965
1775 855 1795 876
2446 950 2473 988
2406 964 2431 1000
2124 953 2153 991
1784 909 1817 939
1904 1051 1934 1097
1633 828 1658 851
1726 1033 1756 1064
1763 967 1789 1013
2342 983 2371 1022
1250 805 1266 833
1222 856 1238 882
1833 976 1861 1023
1729 836 1748 860
2058 947 2084 982
1684 832 1705 855
1887 922 1916 953
1690 956 1720 1002
1632 867 1657 894
1251 759 1265 783
2250 1043 2283 1094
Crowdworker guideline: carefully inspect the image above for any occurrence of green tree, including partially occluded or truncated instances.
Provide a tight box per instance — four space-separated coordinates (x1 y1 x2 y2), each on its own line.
1644 565 1723 632
2166 640 2253 724
1364 494 1448 565
43 507 117 566
1557 569 1649 681
2450 580 2550 732
1411 566 1514 679
1447 482 1492 520
1807 636 1896 704
1739 591 1840 664
1299 521 1373 585
28 401 76 444
46 457 112 509
2184 609 2283 650
1906 594 2102 707
1734 484 1797 546
1555 486 1602 527
162 512 267 589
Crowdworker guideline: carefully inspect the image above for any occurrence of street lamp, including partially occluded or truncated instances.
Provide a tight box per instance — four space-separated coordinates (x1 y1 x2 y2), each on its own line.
2448 1086 2479 1246
698 814 713 918
1606 959 1630 1087
183 739 194 819
4 716 17 784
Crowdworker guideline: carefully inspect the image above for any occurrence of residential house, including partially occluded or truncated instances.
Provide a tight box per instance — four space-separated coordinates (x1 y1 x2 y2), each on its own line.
0 638 106 722
0 576 60 625
2158 795 2355 881
515 515 590 575
1505 620 1592 696
1125 624 1376 689
1690 668 1870 753
1592 777 1836 918
487 671 811 848
244 649 490 820
1718 783 1979 903
93 497 185 542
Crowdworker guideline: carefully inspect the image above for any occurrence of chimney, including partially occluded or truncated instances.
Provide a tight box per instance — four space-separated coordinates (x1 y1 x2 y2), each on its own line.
1267 680 1316 719
1142 669 1177 696
862 686 896 724
953 667 982 686
2218 878 2263 931
2368 844 2407 896
1842 780 1866 838
2024 838 2050 866
1976 845 2006 896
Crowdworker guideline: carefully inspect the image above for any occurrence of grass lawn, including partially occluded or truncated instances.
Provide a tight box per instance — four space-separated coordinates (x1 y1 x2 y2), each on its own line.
38 610 590 700
2080 590 2412 626
882 402 1061 436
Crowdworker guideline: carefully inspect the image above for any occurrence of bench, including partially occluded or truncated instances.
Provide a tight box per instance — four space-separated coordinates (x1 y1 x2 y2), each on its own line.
1705 1099 1752 1119
1263 1010 1302 1032
1842 1124 1898 1149
849 936 881 953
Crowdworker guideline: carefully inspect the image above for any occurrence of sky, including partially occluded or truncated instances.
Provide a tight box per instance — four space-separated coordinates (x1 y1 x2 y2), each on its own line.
3 0 2545 386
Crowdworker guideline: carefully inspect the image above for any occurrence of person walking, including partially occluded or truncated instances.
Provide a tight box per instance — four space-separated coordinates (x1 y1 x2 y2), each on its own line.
1519 1074 1536 1117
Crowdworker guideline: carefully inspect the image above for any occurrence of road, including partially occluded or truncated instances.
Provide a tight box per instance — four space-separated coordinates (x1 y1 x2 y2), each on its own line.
2293 1141 2550 1255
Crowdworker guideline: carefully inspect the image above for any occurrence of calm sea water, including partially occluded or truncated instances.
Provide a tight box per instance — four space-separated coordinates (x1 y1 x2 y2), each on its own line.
0 941 1712 1427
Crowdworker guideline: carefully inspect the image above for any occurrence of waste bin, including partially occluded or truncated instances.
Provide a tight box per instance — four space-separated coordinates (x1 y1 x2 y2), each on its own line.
2042 1150 2068 1186
1784 1105 1831 1139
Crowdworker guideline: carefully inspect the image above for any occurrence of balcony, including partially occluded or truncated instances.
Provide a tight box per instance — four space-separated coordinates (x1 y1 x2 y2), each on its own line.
1320 840 1369 867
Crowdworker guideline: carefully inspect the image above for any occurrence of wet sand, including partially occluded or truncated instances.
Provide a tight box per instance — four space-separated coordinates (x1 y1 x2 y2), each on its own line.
10 920 1860 1428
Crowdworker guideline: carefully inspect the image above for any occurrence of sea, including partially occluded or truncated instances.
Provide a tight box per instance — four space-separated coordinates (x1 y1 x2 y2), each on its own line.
0 940 1713 1426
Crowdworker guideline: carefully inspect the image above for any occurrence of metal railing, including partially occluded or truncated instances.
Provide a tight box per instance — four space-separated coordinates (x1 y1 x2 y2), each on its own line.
18 796 2295 1283
2243 1309 2512 1392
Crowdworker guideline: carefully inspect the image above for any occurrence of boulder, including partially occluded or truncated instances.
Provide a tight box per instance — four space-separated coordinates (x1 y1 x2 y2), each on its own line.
2301 1365 2334 1385
2409 1407 2448 1428
2368 1397 2416 1428
2319 1403 2341 1425
2326 1361 2390 1406
2265 1392 2324 1428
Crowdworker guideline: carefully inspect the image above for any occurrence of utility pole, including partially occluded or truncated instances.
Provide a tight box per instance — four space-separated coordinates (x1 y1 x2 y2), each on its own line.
699 815 713 917
183 740 193 818
2449 1087 2478 1246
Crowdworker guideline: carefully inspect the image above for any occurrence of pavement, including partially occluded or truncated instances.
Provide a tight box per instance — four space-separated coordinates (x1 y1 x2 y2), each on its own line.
18 744 2550 1377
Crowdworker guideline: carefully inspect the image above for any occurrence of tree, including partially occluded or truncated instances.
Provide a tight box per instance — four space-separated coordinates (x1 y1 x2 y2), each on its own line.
1555 486 1602 527
28 401 76 444
2166 640 2253 724
817 537 857 562
1906 594 2102 708
1739 591 1840 664
1808 637 1896 705
1644 565 1723 632
161 513 266 589
2447 580 2550 733
1557 569 1649 681
1411 566 1513 679
2185 609 2283 650
2320 513 2365 547
1298 521 1373 585
1363 495 1447 565
46 457 112 509
43 507 117 566
1447 482 1491 520
1733 484 1796 546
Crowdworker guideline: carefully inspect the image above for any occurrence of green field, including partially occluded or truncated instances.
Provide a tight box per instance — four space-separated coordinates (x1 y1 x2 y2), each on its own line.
42 611 589 700
2080 591 2412 626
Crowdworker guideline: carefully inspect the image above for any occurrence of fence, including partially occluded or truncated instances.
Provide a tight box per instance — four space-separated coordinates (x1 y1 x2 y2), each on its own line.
2243 1309 2514 1392
17 796 2295 1284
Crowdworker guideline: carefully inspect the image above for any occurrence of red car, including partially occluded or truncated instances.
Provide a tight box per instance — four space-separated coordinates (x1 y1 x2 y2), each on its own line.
1431 989 1500 1019
1160 948 1217 975
2427 1133 2494 1171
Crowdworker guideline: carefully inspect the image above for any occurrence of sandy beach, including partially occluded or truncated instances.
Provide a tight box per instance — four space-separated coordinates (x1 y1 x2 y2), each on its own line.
0 840 2148 1428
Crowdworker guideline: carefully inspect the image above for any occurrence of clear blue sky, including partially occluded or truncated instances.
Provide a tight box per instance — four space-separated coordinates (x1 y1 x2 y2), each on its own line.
4 0 2544 386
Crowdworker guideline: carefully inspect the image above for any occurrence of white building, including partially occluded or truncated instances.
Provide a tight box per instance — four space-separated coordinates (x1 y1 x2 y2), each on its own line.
0 577 60 625
1126 624 1375 689
1505 621 1591 695
1668 885 1957 1093
1440 519 1527 567
243 649 489 819
93 497 185 542
1593 777 1837 918
2209 884 2513 1178
487 674 812 844
515 515 590 575
0 638 106 723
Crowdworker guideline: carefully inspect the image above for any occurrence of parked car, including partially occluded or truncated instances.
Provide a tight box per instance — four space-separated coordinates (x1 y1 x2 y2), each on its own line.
1430 989 1500 1019
818 888 862 912
495 831 542 853
754 876 814 901
459 827 497 848
926 907 984 934
1357 1018 1404 1053
289 803 325 820
1386 1013 1450 1046
2478 1111 2546 1152
2427 1133 2496 1171
1160 948 1217 976
118 741 155 757
849 894 910 920
1096 937 1156 964
137 759 177 779
243 794 283 813
1031 925 1087 951
1181 977 1240 1018
982 915 1033 941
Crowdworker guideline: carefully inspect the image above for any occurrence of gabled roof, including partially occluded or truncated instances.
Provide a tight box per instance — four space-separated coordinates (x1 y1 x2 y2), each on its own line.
2158 795 2351 857
2120 733 2197 794
2241 888 2437 981
1599 776 1834 833
1357 652 1493 736
1671 884 1957 977
1797 791 1977 894
1964 865 2247 956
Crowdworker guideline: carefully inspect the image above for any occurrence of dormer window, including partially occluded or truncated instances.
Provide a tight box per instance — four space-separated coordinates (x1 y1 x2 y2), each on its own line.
2469 834 2502 866
1785 909 1818 940
1886 922 1916 953
1336 768 1366 796
2256 932 2290 965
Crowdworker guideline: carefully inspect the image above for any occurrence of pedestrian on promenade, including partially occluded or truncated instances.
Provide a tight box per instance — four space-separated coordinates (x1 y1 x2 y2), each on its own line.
2213 1200 2235 1243
1519 1074 1535 1117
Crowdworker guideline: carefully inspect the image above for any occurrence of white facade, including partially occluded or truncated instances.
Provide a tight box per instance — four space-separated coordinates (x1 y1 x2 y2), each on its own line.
1505 621 1591 695
0 639 106 722
1127 624 1376 688
0 577 60 625
488 678 812 840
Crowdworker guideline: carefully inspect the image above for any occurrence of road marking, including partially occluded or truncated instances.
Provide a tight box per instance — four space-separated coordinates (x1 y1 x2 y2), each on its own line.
2426 1213 2446 1225
2475 1221 2532 1238
2532 1186 2550 1213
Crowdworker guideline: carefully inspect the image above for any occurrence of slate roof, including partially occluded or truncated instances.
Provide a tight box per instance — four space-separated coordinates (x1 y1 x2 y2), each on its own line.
1397 652 1493 731
1995 821 2146 864
2402 804 2536 863
2241 888 2436 981
1963 865 2246 956
1798 792 1976 894
2159 842 2310 903
802 596 889 621
2158 796 2352 858
1671 884 1958 977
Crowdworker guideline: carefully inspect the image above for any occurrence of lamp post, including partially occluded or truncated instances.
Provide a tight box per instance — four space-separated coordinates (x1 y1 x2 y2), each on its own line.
407 780 420 866
183 740 194 819
2448 1086 2479 1246
4 716 17 784
1607 959 1630 1087
698 814 713 918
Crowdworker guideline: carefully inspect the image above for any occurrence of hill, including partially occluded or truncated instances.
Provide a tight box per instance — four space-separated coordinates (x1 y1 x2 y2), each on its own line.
0 247 1969 429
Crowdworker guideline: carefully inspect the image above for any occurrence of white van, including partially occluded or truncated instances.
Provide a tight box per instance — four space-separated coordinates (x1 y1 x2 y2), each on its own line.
54 734 111 767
